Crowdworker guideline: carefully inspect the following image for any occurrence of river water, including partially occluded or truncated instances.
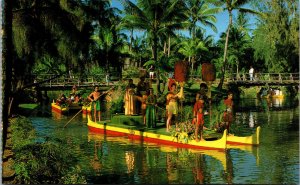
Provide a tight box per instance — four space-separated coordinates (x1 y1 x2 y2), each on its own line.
29 97 299 184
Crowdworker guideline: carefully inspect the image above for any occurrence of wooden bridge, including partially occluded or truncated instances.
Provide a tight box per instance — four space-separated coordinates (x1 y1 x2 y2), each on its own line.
225 73 299 86
190 73 299 87
28 72 299 90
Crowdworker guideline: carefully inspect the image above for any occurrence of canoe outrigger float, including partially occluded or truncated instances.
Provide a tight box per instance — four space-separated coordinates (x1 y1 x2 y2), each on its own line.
204 126 261 146
227 126 261 145
87 115 227 150
51 100 82 114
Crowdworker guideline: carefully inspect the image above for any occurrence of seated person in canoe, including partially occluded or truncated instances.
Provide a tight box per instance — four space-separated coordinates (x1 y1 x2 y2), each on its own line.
69 85 82 104
56 93 67 106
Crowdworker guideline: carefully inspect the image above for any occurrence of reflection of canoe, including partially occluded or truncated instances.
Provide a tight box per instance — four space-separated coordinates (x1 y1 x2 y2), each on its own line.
227 126 261 145
51 101 82 114
271 95 284 99
227 143 260 165
87 115 227 150
188 148 227 171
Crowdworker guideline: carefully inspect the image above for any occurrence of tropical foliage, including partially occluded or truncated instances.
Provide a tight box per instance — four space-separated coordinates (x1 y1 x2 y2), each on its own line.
10 116 86 184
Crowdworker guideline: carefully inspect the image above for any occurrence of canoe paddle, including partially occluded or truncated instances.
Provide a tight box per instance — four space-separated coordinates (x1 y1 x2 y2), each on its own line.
63 85 117 128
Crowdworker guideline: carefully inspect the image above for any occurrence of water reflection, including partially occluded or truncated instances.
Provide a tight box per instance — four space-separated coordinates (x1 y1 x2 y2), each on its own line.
28 97 299 184
271 97 283 107
90 138 102 173
125 151 135 173
192 154 205 184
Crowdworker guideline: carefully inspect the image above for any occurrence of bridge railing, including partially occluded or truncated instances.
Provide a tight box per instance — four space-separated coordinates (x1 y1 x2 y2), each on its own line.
27 72 299 87
226 73 299 82
29 74 116 87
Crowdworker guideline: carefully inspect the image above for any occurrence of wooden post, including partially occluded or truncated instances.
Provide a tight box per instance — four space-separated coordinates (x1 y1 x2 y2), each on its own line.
207 81 212 125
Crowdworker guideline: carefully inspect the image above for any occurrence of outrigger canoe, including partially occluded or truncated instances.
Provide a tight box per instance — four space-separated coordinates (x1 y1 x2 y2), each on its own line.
205 126 261 146
51 100 82 114
87 115 227 150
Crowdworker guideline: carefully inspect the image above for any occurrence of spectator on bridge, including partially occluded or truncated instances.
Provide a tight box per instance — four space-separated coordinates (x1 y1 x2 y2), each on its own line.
249 66 254 81
149 65 155 79
105 73 111 86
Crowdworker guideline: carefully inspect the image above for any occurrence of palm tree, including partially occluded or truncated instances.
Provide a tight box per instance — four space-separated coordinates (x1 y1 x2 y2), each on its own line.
211 0 258 90
121 0 187 94
185 0 220 39
10 0 97 114
178 37 208 74
121 0 187 62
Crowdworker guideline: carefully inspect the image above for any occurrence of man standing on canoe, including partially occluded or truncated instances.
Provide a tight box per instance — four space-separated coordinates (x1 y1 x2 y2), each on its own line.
223 91 234 133
88 86 102 122
193 95 205 142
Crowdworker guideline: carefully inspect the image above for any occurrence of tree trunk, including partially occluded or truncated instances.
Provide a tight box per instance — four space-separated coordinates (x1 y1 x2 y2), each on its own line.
167 36 171 57
163 41 167 54
2 0 13 152
218 11 233 90
129 28 133 52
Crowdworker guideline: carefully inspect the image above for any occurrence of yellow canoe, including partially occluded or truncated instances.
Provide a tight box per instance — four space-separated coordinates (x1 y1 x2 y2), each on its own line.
51 100 82 114
87 115 227 150
51 102 68 114
82 105 92 114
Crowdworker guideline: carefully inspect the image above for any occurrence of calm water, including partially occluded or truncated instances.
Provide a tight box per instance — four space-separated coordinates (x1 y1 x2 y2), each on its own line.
29 97 299 184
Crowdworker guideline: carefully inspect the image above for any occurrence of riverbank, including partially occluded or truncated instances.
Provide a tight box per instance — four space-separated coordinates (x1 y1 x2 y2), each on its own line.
3 124 17 184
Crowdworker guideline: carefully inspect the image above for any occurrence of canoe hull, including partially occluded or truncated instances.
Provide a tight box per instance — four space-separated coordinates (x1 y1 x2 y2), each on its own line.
82 105 92 114
51 102 82 114
87 115 227 150
51 102 68 114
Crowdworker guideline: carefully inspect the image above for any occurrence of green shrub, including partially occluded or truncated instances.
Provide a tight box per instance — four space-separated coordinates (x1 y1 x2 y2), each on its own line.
122 67 140 79
10 116 87 184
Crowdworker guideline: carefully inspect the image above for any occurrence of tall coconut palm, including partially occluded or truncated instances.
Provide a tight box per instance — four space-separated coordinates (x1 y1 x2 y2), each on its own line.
178 38 208 74
121 0 187 94
185 0 220 39
121 0 187 62
211 0 258 90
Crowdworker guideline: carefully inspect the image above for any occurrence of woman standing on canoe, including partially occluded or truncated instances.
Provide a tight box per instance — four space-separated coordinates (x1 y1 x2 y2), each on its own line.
166 82 183 132
146 88 157 128
88 86 102 122
124 79 137 115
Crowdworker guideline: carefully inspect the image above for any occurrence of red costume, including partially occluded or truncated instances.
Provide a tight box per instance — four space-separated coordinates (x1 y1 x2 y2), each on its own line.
193 101 204 125
223 98 233 123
